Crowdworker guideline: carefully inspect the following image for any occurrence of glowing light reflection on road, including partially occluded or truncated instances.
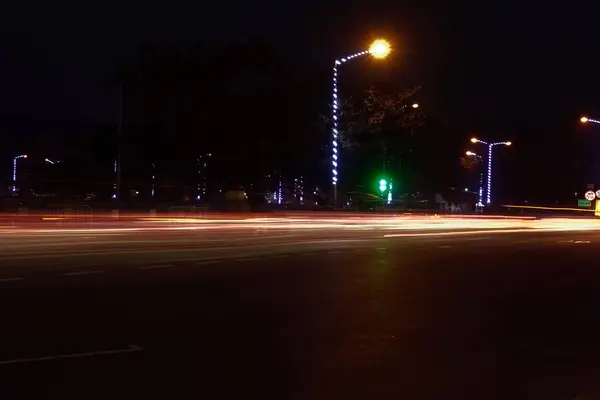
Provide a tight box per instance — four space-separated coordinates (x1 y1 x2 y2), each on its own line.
2 214 600 235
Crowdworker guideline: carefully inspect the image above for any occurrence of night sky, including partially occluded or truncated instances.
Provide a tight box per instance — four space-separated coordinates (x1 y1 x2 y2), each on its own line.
3 1 600 202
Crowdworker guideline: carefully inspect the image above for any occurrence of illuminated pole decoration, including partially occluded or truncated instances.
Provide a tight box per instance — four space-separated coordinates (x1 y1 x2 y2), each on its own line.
151 162 156 198
12 154 27 195
278 179 282 205
112 159 117 199
470 138 512 205
331 39 391 206
465 151 484 207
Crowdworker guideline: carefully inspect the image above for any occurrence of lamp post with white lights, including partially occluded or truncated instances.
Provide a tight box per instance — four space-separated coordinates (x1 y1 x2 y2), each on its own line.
470 138 512 206
11 154 27 195
580 116 600 190
331 39 391 207
465 151 485 207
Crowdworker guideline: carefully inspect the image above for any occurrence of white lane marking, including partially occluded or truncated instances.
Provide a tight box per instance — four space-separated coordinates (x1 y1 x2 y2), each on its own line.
438 245 451 248
299 253 312 256
139 264 172 270
193 260 221 265
575 240 591 244
0 277 24 282
353 249 366 252
0 344 144 365
62 270 104 276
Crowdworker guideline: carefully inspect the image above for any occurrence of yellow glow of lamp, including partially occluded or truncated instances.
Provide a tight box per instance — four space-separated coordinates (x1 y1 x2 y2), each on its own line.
595 200 600 217
505 141 512 146
369 39 391 59
581 117 589 123
470 137 478 143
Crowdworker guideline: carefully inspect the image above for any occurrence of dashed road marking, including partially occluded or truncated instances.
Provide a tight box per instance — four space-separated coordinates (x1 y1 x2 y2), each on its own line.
139 264 172 270
438 245 451 248
62 270 104 276
0 277 24 282
299 253 312 256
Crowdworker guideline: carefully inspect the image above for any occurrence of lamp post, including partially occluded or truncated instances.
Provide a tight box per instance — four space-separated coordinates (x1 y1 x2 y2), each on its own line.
12 154 27 195
331 39 391 207
470 138 512 205
465 151 484 207
580 116 600 189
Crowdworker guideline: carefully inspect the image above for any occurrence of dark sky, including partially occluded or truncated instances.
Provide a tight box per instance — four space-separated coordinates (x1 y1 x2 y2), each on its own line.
3 0 600 200
3 1 600 124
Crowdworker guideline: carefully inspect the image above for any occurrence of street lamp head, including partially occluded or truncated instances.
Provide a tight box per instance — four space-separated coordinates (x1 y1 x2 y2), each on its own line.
369 39 391 59
23 155 27 159
505 141 512 146
412 103 419 108
470 137 478 143
581 116 589 123
465 151 476 156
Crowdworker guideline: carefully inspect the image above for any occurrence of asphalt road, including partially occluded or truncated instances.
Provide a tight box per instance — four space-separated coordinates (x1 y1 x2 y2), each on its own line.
2 226 600 399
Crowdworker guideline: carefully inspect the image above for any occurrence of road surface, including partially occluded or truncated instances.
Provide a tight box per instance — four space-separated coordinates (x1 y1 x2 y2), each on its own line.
2 220 600 399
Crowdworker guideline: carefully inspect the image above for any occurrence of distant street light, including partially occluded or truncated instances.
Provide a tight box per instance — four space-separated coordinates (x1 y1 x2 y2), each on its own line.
412 103 419 108
12 154 27 195
331 38 391 207
470 138 512 205
465 151 484 207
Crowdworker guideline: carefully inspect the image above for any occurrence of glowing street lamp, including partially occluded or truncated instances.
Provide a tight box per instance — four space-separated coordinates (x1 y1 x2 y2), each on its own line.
12 154 27 195
470 138 512 205
581 116 600 124
331 38 391 206
465 151 484 207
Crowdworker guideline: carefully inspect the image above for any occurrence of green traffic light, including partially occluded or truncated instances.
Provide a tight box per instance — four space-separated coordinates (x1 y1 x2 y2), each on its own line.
379 179 387 186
